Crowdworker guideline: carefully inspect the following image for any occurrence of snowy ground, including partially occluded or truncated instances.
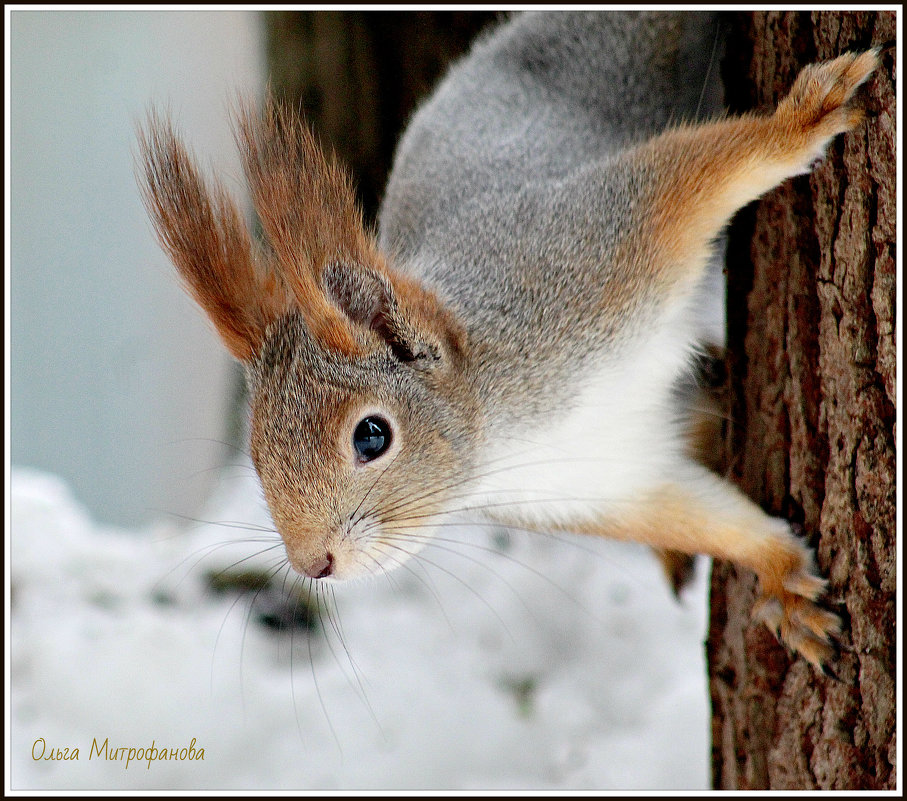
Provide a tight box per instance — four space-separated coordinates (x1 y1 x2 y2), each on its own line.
9 464 711 792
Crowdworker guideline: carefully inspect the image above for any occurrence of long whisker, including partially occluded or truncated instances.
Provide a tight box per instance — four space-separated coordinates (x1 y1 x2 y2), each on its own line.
175 462 259 483
382 530 542 624
203 543 288 589
358 546 455 632
371 448 667 524
382 517 609 561
359 439 557 523
376 493 641 529
326 582 376 702
238 557 294 715
384 528 604 625
317 583 385 736
695 15 722 120
358 487 613 560
210 555 285 720
152 535 282 595
163 510 278 534
376 540 516 642
304 578 343 755
168 436 253 460
369 447 570 523
349 448 402 529
287 572 309 748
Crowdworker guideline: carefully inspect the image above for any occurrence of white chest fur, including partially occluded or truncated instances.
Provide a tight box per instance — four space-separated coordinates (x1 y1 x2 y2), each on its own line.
466 296 703 529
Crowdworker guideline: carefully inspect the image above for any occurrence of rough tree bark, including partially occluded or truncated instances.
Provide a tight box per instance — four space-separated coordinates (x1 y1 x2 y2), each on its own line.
710 11 897 790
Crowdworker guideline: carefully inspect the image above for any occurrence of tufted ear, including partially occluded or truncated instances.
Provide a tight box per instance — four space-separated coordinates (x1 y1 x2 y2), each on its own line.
322 261 465 366
137 111 289 362
234 95 372 357
235 94 465 365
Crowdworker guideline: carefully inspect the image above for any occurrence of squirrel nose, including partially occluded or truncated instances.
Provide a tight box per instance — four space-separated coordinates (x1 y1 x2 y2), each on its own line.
305 553 334 579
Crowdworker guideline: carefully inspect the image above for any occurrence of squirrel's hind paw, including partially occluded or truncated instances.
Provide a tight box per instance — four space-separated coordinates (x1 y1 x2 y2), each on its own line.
752 565 843 671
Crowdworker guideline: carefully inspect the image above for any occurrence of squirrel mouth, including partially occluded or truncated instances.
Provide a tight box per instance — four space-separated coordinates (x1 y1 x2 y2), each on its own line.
281 517 434 581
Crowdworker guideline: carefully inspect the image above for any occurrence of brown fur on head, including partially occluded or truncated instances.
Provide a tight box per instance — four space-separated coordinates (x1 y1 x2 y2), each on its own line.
138 97 476 580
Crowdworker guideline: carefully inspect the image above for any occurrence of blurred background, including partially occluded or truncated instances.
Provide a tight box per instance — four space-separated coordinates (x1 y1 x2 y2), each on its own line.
11 10 262 527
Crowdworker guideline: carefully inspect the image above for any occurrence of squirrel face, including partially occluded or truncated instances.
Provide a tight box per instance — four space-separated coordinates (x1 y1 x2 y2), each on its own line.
138 100 480 581
245 310 477 580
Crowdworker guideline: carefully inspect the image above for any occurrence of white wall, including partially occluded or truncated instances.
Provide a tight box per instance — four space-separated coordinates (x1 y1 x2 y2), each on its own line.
9 10 266 526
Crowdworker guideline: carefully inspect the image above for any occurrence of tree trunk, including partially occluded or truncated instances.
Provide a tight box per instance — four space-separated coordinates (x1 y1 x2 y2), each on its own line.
709 11 897 790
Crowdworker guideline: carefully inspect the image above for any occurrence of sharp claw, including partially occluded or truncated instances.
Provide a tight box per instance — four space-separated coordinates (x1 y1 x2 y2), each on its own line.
820 649 844 683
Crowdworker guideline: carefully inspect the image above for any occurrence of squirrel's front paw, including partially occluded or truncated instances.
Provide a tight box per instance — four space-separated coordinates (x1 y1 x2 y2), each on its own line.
774 49 880 173
751 529 842 672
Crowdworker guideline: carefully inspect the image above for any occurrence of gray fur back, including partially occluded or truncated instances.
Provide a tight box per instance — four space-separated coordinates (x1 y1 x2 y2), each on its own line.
379 12 723 258
377 11 726 419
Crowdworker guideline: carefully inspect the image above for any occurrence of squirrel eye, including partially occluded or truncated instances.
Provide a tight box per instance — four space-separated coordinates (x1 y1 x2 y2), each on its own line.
353 416 392 462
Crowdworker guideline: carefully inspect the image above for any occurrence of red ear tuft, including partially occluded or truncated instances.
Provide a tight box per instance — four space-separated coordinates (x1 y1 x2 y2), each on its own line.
234 96 377 357
137 111 289 361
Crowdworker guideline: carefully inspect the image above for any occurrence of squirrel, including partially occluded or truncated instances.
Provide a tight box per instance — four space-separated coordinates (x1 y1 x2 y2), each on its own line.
138 11 882 671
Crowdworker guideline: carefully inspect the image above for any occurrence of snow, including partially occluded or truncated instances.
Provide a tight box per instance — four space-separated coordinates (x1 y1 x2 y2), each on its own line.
9 465 711 791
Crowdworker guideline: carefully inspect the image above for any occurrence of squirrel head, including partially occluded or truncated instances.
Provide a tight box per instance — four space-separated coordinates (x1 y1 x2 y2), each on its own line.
138 98 477 580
